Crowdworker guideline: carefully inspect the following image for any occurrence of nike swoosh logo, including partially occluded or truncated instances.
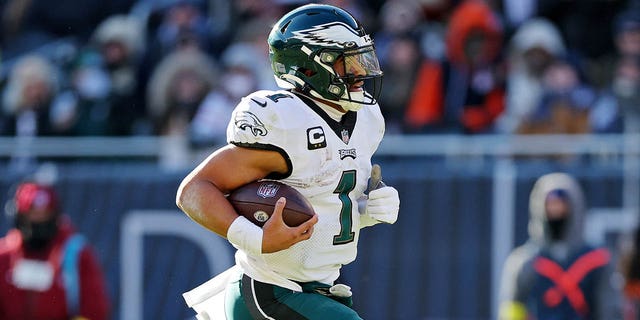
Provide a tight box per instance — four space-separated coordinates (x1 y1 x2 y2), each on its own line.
250 98 267 107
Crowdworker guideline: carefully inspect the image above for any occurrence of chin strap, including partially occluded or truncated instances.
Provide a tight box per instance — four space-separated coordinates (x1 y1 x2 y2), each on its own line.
339 101 363 112
280 73 366 111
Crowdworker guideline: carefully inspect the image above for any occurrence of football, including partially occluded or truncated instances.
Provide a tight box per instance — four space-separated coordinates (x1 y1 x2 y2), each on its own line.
228 180 316 227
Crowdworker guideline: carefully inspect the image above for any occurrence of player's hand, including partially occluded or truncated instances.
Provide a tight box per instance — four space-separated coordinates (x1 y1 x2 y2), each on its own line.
262 197 318 253
359 164 399 227
365 186 399 224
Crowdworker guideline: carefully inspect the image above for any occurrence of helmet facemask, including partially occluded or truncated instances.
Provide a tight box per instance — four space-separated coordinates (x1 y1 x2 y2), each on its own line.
290 45 382 111
327 46 382 111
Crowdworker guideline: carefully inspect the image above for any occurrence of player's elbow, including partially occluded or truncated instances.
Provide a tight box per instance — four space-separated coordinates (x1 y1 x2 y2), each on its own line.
176 178 214 220
175 191 184 212
175 178 192 212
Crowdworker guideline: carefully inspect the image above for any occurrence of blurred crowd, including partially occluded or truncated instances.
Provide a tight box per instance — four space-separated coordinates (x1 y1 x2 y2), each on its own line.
0 0 639 145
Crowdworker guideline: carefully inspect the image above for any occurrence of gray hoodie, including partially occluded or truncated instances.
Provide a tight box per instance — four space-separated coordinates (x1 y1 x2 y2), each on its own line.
498 173 621 319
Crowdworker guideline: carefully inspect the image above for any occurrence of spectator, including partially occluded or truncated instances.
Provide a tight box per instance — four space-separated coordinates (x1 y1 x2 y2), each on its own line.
536 0 628 80
587 5 640 90
372 0 426 133
141 0 220 75
377 35 423 133
0 0 132 59
516 58 596 135
56 50 115 136
495 18 566 133
90 14 148 135
187 15 291 148
588 7 640 134
49 14 148 136
0 54 62 136
373 0 424 67
590 56 640 133
498 172 621 320
614 7 640 60
404 0 505 134
146 48 218 136
0 182 110 320
224 17 280 91
189 43 260 147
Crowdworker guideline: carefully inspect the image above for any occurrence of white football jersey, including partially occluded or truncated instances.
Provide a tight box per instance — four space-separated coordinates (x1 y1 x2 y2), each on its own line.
227 89 385 290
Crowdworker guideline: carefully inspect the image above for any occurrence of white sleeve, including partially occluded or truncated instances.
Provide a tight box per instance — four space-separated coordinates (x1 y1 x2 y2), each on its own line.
226 92 293 179
227 94 287 151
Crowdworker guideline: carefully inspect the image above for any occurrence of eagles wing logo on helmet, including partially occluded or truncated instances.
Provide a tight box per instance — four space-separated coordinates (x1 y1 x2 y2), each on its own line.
292 22 372 48
235 111 268 137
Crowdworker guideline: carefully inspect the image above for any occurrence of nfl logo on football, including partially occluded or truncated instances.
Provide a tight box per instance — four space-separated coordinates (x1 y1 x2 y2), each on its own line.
257 182 280 198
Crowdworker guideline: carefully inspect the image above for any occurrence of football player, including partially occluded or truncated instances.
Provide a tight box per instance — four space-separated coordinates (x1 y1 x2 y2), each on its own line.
176 3 400 320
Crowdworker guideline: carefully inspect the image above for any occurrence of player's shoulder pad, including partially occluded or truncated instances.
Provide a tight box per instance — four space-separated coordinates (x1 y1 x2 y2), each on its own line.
233 89 297 124
359 102 385 138
363 102 384 123
240 90 298 110
229 90 297 143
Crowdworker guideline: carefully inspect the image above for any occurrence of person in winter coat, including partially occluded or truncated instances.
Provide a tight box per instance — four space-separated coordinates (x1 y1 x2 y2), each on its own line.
0 182 110 320
498 172 621 320
404 0 505 134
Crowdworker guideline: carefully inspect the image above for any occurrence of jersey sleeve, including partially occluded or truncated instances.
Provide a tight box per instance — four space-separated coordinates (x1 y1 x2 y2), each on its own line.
226 91 293 178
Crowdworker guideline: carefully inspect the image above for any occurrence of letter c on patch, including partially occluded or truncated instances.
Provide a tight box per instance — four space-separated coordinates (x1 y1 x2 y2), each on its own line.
307 126 326 150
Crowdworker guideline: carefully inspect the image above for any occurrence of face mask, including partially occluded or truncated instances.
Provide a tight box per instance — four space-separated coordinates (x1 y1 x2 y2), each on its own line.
547 216 568 241
15 216 59 250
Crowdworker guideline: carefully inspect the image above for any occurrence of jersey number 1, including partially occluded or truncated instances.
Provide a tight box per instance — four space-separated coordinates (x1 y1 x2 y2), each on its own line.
333 170 356 245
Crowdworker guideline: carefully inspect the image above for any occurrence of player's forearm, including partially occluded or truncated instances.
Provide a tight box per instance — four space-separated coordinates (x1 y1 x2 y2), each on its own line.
176 178 238 238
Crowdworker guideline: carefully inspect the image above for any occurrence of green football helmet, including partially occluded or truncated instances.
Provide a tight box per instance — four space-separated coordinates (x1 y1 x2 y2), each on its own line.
268 4 383 111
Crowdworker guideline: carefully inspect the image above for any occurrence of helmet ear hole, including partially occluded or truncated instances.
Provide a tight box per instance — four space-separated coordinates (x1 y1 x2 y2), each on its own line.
299 68 316 77
319 52 338 64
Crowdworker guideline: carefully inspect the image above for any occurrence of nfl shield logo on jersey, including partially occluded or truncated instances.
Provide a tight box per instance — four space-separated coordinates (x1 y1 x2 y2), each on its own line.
341 129 350 144
257 182 280 198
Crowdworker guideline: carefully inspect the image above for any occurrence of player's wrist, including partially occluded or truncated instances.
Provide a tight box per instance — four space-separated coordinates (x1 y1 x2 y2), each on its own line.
227 216 264 255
